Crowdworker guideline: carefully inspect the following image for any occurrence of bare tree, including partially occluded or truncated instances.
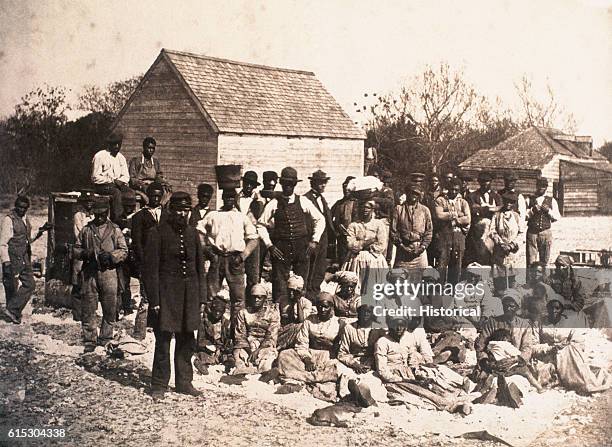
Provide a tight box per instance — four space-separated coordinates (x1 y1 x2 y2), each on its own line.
365 63 493 175
514 76 577 133
78 75 143 117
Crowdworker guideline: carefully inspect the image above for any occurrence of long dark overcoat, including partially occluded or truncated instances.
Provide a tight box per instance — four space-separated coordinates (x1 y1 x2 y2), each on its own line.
143 220 205 332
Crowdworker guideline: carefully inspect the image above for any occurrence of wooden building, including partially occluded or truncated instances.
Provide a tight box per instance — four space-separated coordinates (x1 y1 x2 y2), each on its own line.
112 49 365 206
459 127 612 215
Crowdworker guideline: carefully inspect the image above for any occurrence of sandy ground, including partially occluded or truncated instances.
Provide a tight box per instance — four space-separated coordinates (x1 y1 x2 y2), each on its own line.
0 197 611 446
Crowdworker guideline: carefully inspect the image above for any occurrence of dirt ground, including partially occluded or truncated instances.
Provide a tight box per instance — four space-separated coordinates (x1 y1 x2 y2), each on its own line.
0 197 611 447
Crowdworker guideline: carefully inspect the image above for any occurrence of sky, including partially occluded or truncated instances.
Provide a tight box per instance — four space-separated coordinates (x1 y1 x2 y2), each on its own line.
0 0 611 145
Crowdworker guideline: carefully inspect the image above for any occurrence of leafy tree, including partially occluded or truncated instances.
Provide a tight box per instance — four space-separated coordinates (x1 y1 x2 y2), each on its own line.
4 85 70 193
599 141 612 163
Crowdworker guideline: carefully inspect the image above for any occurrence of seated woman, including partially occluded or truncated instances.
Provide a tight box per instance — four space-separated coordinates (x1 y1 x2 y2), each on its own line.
194 296 232 375
233 284 280 374
277 292 340 384
532 299 611 394
474 292 534 375
342 197 388 297
277 275 315 350
486 328 543 393
331 271 361 319
545 255 586 312
374 315 414 383
338 304 384 374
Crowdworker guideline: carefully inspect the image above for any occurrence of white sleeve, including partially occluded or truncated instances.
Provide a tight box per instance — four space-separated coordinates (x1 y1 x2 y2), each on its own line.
90 152 107 184
0 216 14 264
300 197 325 243
256 200 277 248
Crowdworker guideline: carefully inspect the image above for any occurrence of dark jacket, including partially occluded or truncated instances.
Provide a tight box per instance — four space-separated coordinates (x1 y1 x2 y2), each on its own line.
304 190 335 240
131 207 160 273
142 221 206 332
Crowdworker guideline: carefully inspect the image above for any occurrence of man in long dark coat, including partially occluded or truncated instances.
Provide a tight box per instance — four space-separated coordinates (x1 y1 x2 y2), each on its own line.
304 169 334 298
143 192 206 399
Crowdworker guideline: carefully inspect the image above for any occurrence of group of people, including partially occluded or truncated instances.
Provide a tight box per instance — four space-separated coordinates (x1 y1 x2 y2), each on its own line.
1 132 609 408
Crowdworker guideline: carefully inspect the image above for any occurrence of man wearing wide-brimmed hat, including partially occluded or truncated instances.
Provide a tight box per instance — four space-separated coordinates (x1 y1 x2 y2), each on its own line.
257 167 325 317
73 197 128 352
525 177 560 275
389 182 433 275
304 169 335 297
331 176 358 264
90 132 130 222
142 192 206 399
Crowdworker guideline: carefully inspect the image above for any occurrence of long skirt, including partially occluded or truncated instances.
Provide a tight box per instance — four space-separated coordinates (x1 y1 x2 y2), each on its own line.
277 348 338 383
342 251 388 298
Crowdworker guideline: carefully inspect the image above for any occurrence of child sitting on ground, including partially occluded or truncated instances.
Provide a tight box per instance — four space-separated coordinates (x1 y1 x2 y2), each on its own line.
194 295 233 375
486 329 544 393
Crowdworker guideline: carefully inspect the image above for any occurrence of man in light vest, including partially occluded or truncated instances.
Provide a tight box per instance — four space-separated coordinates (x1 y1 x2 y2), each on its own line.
525 177 560 275
1 196 51 324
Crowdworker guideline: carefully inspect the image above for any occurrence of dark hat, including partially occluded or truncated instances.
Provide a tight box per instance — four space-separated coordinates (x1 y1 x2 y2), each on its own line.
121 189 137 205
106 132 123 144
504 171 518 182
459 173 474 181
242 170 261 186
169 191 192 210
405 182 423 194
263 171 278 183
308 169 330 183
92 197 110 212
410 172 426 183
222 188 238 198
78 189 95 202
537 177 549 187
478 171 493 182
279 167 301 183
501 191 518 203
215 165 242 190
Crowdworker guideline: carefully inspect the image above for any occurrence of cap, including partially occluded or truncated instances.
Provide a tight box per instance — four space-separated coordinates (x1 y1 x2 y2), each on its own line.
504 172 518 182
215 165 242 190
92 197 110 212
536 177 549 187
197 183 214 195
405 182 423 194
477 171 493 182
169 191 192 210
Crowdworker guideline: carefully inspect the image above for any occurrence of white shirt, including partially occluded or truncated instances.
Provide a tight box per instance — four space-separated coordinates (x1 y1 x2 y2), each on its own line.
256 194 325 248
197 209 258 253
0 215 28 264
91 149 130 185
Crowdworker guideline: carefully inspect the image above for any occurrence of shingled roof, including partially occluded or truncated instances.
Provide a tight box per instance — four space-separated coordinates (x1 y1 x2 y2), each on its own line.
157 49 364 139
460 127 606 170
